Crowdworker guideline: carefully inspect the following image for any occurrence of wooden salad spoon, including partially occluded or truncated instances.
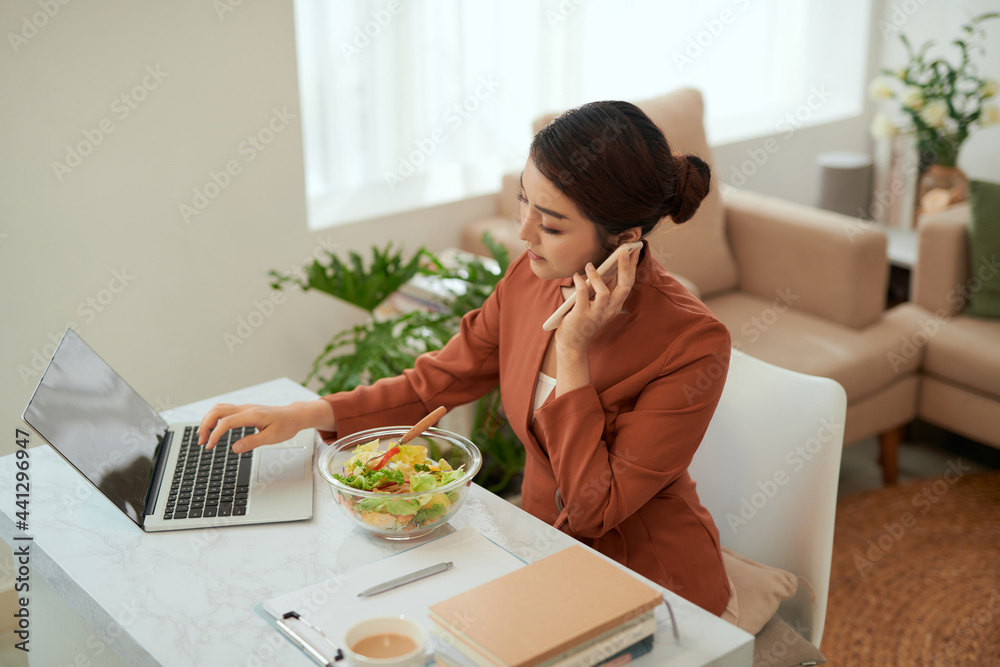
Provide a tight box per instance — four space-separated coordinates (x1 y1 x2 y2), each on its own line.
366 406 448 470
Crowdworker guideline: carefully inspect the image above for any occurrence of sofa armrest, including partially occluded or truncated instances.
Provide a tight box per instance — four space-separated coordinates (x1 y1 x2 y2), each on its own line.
722 186 888 329
912 203 971 316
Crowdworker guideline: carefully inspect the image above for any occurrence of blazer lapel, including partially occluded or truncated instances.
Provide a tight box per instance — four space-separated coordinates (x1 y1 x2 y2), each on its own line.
502 274 566 461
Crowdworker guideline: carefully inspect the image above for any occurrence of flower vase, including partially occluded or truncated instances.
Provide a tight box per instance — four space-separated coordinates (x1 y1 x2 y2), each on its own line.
917 164 969 220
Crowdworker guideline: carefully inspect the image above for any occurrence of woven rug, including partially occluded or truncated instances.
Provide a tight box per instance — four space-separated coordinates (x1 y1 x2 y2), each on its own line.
821 469 1000 666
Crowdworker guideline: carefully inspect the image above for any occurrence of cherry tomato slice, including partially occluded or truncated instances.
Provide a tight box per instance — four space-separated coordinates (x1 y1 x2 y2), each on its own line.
369 445 401 471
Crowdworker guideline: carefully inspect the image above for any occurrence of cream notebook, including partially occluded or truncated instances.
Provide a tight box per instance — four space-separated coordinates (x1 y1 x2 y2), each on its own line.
428 545 664 667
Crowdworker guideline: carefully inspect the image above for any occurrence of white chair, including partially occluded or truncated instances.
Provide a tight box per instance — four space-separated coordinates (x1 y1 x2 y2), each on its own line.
689 349 846 648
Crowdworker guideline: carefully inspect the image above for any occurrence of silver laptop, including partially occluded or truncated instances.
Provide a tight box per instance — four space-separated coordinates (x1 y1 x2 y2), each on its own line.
22 329 314 532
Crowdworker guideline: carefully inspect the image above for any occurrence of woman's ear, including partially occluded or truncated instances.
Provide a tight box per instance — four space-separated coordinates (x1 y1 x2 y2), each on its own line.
612 228 642 247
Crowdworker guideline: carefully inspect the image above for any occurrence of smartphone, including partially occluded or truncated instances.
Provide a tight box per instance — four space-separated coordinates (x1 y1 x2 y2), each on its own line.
541 241 643 331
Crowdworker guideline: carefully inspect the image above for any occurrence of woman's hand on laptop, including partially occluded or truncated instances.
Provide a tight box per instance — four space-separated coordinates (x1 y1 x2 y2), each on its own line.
198 400 336 453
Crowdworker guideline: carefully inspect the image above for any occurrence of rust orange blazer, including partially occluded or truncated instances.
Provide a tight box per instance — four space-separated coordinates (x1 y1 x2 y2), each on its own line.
323 244 732 614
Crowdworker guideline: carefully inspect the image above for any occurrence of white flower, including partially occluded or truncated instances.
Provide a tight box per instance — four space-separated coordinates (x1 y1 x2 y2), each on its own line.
868 77 894 101
982 79 1000 99
895 67 908 80
870 111 898 139
900 86 924 110
981 104 1000 127
920 99 949 128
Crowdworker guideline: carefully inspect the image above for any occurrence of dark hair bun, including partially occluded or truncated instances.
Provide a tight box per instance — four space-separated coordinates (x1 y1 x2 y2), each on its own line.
665 154 711 224
529 101 713 242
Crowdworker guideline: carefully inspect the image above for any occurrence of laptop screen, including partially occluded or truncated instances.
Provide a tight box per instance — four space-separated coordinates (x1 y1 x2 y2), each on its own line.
22 329 168 525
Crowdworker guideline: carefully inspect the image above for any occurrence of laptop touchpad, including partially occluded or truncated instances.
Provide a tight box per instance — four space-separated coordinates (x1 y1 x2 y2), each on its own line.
256 448 307 484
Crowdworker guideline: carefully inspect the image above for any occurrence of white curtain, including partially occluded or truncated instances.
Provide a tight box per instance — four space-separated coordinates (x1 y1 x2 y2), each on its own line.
294 0 870 224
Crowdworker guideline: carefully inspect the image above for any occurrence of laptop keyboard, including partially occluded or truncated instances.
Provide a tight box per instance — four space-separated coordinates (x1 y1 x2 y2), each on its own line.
164 426 255 520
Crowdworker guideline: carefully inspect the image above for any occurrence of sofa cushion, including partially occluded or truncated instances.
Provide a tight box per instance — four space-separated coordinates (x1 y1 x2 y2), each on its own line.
638 89 739 299
923 314 1000 397
718 548 798 635
705 293 926 401
967 179 1000 318
533 88 739 298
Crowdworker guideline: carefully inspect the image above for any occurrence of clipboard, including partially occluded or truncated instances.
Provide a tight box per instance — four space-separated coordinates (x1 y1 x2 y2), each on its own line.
257 526 528 665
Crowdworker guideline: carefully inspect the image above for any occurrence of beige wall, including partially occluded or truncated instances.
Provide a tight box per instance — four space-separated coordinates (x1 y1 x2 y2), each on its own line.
0 0 494 463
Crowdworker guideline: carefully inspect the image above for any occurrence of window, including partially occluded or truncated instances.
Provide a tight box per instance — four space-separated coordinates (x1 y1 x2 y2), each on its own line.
294 0 871 229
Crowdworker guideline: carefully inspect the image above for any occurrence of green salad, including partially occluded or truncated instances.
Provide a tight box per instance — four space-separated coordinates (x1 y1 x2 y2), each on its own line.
332 439 466 532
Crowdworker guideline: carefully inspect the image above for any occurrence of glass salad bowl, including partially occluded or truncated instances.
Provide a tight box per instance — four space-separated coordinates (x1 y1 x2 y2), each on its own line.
318 426 482 540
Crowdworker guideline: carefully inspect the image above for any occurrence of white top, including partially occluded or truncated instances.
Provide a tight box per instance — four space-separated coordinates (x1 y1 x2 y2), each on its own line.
533 371 557 413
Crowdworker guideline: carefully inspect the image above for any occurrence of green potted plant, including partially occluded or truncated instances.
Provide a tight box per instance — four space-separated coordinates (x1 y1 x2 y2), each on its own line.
869 11 999 215
269 235 525 497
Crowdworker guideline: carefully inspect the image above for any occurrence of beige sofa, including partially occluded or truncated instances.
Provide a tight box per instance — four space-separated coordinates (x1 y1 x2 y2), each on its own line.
463 88 927 483
905 204 1000 448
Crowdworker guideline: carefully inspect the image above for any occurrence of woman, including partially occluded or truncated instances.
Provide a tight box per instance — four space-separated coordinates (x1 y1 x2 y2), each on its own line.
200 101 732 614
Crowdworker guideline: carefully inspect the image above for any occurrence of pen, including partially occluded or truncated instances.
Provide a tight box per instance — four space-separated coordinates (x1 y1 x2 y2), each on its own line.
357 561 454 598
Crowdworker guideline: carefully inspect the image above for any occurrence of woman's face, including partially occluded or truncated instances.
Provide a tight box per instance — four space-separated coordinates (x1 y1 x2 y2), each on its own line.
517 159 606 281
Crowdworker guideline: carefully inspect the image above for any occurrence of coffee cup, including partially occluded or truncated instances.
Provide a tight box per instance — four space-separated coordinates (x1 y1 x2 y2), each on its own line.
341 615 427 667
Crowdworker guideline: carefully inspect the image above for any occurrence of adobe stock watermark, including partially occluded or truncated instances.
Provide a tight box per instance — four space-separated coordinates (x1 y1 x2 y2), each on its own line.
213 0 247 22
383 75 500 190
885 254 999 373
550 446 647 539
552 117 631 188
753 617 815 666
848 131 963 234
179 106 296 223
876 0 931 39
852 459 970 577
51 65 169 182
728 86 834 187
340 0 402 62
682 288 798 406
928 589 1000 666
673 0 751 73
431 607 479 658
78 598 144 665
222 292 286 352
682 349 730 406
222 233 343 352
725 414 844 535
7 0 72 54
740 288 798 343
546 0 586 27
236 571 352 667
845 155 919 238
17 267 136 385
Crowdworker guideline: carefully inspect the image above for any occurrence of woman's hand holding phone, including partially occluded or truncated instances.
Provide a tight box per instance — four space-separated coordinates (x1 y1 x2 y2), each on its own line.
552 242 641 350
542 241 642 332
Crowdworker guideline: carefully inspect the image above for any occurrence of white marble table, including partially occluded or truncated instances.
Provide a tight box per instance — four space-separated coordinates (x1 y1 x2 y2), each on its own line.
1 378 752 666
